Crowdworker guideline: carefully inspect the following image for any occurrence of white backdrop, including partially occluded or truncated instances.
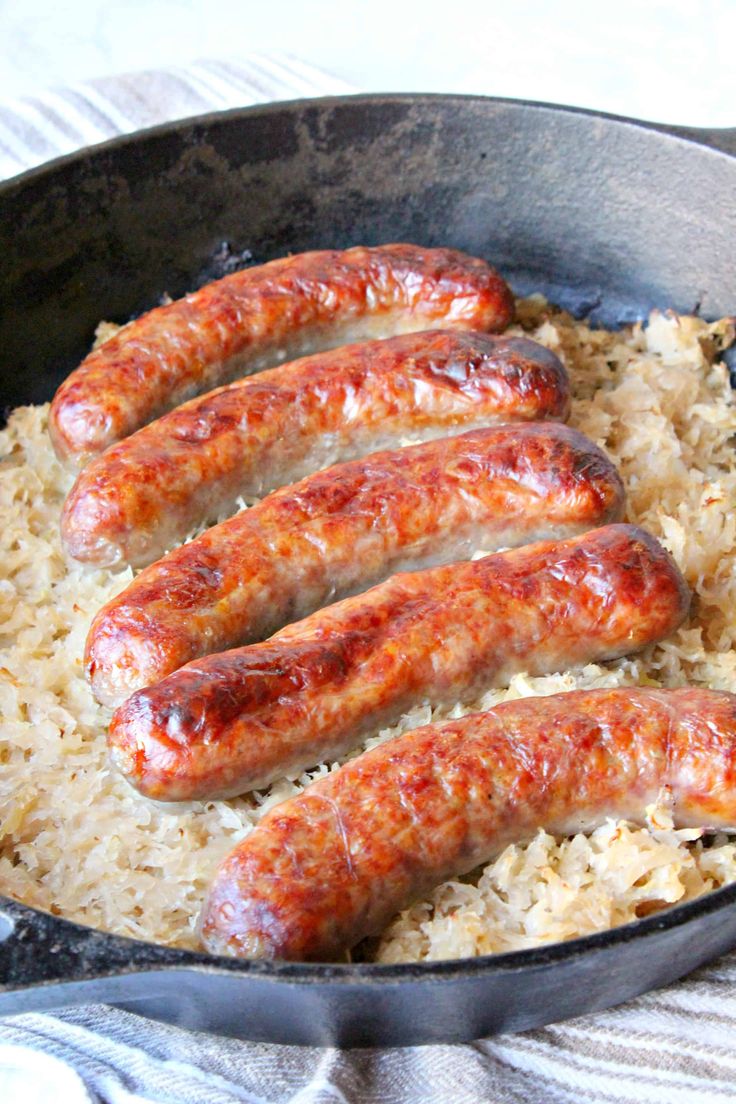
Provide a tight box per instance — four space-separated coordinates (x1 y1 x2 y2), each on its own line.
2 0 735 126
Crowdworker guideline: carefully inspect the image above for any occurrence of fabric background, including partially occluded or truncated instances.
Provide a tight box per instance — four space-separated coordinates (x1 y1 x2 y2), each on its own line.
2 54 736 1104
0 54 352 180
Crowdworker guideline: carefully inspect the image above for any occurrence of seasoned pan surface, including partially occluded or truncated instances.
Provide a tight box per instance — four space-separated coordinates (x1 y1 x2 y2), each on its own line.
1 94 736 1045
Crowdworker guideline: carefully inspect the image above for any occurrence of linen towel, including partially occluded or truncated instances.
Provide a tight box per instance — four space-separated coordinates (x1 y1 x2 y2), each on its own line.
0 54 353 180
4 966 736 1104
2 54 736 1104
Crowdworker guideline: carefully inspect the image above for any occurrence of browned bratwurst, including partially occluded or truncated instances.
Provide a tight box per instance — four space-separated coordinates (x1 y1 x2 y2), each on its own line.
199 687 736 962
108 525 689 802
48 244 514 465
61 331 569 568
87 423 625 707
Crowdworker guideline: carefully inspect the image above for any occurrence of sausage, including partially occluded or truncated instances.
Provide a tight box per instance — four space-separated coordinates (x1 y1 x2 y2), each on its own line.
86 423 625 706
108 524 690 802
48 244 514 465
61 331 570 568
198 686 736 961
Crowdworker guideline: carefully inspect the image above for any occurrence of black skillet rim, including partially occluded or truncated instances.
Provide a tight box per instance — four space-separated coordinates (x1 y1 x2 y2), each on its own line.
1 90 736 989
6 873 736 985
2 90 735 198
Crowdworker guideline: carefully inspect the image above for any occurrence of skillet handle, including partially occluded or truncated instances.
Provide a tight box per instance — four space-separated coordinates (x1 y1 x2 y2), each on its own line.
649 123 736 158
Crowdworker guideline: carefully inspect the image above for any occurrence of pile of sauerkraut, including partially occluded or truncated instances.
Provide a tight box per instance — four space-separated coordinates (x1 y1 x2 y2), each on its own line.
1 298 735 962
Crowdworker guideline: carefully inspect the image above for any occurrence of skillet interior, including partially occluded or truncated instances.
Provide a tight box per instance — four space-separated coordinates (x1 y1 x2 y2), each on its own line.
1 93 736 1046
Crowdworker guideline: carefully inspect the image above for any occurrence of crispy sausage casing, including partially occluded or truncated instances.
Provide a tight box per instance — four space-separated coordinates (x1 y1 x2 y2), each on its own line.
199 687 736 962
86 423 625 707
48 244 514 464
61 330 569 567
108 524 690 801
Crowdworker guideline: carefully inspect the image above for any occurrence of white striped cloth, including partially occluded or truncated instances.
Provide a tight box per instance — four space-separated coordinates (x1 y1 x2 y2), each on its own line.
5 961 736 1104
2 55 736 1104
0 54 353 180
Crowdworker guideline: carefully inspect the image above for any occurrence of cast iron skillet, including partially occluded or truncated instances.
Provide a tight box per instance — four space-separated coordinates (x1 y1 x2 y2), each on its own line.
1 94 736 1047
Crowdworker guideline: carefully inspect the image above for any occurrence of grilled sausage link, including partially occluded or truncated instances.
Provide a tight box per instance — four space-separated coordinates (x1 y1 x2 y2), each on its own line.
199 686 736 962
61 331 569 568
48 244 514 465
87 423 624 707
108 525 690 802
